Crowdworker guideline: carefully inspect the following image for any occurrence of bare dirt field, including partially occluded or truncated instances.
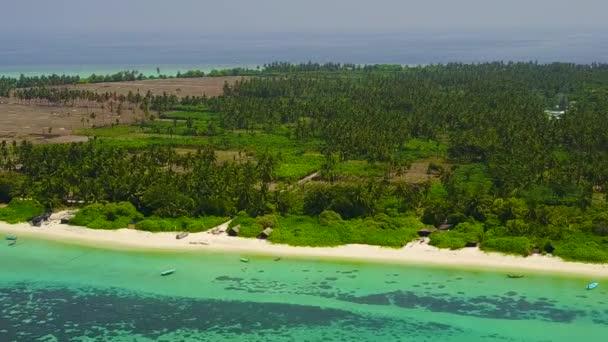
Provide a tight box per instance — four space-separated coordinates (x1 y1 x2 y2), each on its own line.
0 102 139 143
66 76 247 98
0 76 242 143
393 157 449 183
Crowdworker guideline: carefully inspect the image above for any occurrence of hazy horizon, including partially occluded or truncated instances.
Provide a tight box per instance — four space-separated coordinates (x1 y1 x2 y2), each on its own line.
2 1 608 73
3 0 607 34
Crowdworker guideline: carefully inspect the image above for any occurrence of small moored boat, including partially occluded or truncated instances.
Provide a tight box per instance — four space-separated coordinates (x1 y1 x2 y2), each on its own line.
507 274 524 279
240 258 250 263
5 236 17 241
161 269 176 276
586 282 599 290
8 240 16 246
274 257 282 262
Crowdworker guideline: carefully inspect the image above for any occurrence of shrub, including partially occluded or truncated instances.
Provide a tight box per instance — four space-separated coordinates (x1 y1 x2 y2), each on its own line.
71 202 143 229
0 199 45 224
255 214 279 228
553 240 608 263
481 236 532 256
267 214 423 248
429 233 468 249
319 210 343 226
135 216 228 232
229 213 264 238
430 221 485 250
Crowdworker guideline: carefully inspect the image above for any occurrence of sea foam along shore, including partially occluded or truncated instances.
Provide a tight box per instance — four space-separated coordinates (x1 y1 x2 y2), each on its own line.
1 214 607 278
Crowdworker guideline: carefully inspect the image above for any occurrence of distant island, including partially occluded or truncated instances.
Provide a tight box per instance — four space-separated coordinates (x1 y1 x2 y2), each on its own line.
1 62 608 265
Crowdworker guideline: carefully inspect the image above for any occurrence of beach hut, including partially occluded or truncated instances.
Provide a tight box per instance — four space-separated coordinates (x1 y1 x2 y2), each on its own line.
227 224 241 237
417 228 437 237
257 227 274 239
127 220 138 229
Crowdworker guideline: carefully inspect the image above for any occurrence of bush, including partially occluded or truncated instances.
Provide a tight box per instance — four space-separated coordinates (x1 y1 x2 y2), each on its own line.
553 240 608 263
255 214 279 228
71 202 143 229
229 213 265 238
429 233 468 249
429 221 484 249
266 214 423 248
551 233 608 263
0 199 45 224
135 216 228 232
319 210 343 226
481 236 532 256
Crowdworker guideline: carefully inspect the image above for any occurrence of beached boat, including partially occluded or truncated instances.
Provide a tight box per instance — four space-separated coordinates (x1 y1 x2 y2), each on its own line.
586 282 599 290
176 232 189 240
161 269 176 276
240 258 250 263
507 274 524 279
5 236 17 241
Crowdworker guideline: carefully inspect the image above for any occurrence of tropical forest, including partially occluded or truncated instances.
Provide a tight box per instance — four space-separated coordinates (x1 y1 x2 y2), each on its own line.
2 62 608 262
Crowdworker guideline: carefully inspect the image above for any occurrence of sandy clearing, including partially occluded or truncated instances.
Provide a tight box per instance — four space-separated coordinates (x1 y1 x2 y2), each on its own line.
66 76 248 98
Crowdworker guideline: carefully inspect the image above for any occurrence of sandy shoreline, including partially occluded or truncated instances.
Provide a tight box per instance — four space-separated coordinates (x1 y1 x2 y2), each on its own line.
1 217 608 278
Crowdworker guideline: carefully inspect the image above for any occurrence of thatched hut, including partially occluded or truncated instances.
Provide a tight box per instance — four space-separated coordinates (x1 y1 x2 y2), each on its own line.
227 224 241 237
257 227 274 239
417 228 437 237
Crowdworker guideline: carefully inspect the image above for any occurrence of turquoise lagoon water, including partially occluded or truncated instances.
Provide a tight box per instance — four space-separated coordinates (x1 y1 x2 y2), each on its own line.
0 237 607 341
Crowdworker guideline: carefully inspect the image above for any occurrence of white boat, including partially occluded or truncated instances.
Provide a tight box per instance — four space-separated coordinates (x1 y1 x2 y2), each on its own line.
587 282 599 290
161 269 176 276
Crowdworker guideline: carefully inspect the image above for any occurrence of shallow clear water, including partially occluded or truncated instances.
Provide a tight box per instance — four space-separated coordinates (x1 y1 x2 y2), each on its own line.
0 237 607 341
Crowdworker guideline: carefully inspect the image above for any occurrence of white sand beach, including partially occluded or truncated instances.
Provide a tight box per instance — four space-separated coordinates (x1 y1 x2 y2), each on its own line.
1 213 607 278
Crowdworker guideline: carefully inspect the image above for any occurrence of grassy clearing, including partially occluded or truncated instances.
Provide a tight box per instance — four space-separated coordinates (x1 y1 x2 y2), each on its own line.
399 138 448 160
0 200 45 224
277 153 323 181
336 160 386 179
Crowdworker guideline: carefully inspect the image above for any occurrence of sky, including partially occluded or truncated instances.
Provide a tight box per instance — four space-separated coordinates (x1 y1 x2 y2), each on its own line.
2 0 607 34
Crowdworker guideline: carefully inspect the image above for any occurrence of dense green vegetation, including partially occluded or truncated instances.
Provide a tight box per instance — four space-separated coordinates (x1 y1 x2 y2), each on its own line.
230 211 423 247
134 216 227 233
70 202 143 230
3 62 608 262
0 200 45 224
